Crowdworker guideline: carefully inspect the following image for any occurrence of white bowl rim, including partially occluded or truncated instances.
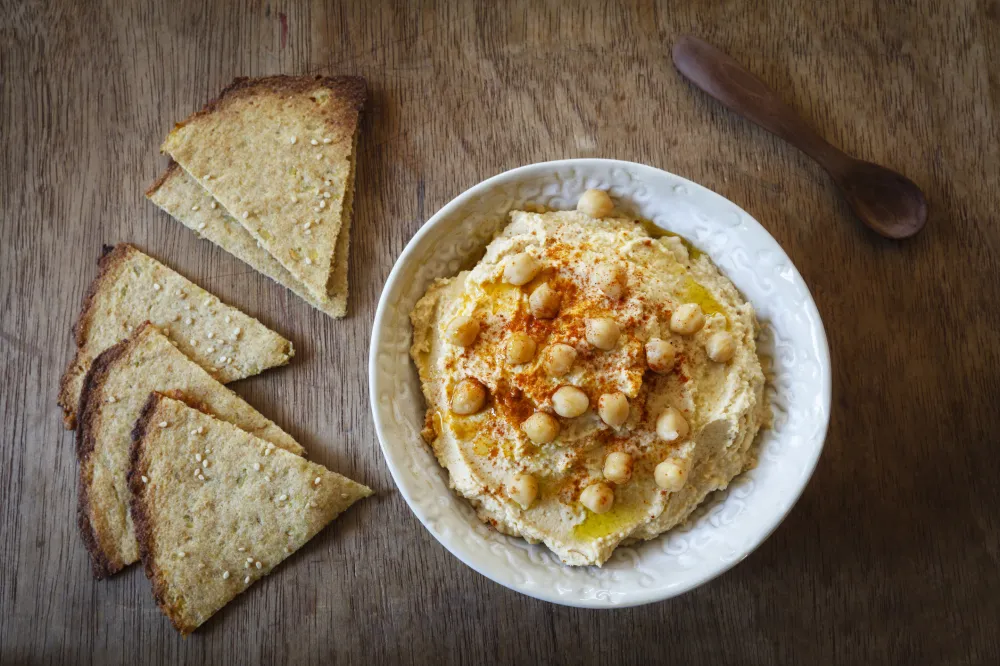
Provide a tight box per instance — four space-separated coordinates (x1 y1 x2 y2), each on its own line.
368 157 832 607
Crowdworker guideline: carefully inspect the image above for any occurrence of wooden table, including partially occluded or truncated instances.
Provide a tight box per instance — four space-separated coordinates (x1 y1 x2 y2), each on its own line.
3 1 998 663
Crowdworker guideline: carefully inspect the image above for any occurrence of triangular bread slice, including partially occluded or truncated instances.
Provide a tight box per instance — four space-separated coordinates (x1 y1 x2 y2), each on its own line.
161 75 365 303
145 162 350 318
128 393 372 635
77 323 304 579
58 244 294 429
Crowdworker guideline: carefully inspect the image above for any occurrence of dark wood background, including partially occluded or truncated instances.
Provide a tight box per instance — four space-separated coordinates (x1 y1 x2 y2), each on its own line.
3 0 998 663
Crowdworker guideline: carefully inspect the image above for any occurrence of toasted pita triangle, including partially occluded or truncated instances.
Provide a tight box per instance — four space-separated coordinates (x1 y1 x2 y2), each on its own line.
77 324 303 579
129 394 372 635
58 244 293 429
161 76 364 302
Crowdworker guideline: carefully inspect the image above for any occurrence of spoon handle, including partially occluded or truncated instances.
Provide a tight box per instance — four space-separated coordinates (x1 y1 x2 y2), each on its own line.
672 35 848 173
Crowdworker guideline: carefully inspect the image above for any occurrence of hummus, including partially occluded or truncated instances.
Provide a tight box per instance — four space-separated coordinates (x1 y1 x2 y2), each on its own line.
410 198 768 567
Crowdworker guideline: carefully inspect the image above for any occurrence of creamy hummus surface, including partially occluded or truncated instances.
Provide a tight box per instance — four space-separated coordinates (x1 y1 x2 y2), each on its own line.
409 191 768 567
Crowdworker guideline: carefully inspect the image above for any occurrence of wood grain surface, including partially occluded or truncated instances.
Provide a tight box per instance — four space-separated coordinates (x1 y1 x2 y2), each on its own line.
2 0 998 663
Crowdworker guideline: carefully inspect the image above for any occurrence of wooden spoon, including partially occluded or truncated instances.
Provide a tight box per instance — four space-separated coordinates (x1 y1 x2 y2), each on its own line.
672 35 927 239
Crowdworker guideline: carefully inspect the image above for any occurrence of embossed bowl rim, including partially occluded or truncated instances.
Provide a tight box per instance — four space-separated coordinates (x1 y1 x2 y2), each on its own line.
369 158 831 607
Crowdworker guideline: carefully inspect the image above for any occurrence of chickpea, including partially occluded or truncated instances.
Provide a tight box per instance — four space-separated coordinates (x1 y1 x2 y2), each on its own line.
445 315 480 347
521 412 560 444
543 344 577 377
577 189 614 218
552 386 589 418
645 338 676 374
529 282 562 319
579 482 615 514
670 303 705 335
592 264 625 300
706 331 735 363
655 406 689 442
511 473 539 509
654 459 688 492
503 252 542 286
603 451 633 484
506 332 537 365
450 378 487 415
597 392 629 427
585 317 621 351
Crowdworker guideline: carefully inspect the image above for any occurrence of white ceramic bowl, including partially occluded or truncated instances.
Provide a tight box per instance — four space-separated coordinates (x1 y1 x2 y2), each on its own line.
369 159 830 607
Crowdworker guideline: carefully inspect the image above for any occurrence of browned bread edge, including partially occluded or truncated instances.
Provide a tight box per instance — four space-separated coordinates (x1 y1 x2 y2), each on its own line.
144 160 181 198
75 328 136 579
127 392 197 635
165 75 367 144
59 244 133 429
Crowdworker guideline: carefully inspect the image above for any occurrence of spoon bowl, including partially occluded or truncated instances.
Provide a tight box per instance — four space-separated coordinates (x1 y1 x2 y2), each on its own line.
832 159 928 239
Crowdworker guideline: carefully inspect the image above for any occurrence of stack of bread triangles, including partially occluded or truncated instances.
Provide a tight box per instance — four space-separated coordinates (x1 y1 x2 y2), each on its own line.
61 244 371 635
147 75 366 318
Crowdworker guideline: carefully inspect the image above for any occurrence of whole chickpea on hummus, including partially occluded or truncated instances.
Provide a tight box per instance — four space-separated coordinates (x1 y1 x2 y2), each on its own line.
409 189 769 567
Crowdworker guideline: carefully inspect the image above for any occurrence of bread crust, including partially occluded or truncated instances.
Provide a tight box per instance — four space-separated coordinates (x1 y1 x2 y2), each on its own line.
75 329 134 578
59 244 133 429
144 160 180 198
127 393 192 632
167 75 366 139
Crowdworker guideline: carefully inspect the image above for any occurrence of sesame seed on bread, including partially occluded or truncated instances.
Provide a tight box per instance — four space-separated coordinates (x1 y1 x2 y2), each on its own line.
128 393 372 635
58 244 294 429
77 323 303 579
161 75 365 304
146 161 350 318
